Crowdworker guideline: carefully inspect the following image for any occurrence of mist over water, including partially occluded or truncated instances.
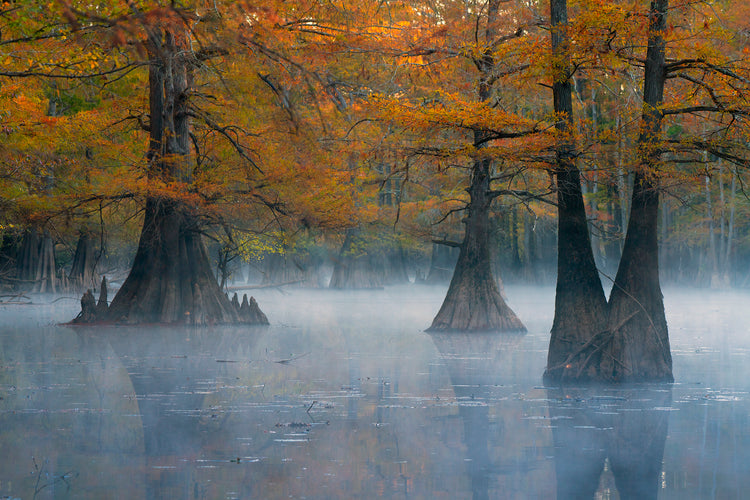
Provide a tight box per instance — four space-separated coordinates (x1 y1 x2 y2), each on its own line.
0 285 748 498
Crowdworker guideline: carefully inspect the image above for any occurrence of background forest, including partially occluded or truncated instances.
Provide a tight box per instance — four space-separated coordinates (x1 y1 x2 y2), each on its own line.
1 0 749 298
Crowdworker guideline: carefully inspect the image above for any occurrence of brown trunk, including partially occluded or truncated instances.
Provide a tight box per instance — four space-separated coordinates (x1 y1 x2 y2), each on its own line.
605 175 672 380
544 0 608 382
428 155 525 332
107 198 262 325
428 0 524 332
87 28 267 325
604 0 672 382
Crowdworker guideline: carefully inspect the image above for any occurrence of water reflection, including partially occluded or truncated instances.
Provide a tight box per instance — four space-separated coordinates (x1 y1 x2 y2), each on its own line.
547 385 671 500
3 286 750 498
430 332 552 499
91 325 265 498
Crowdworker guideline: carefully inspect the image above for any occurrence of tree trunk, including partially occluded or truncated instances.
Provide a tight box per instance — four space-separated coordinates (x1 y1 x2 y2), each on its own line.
107 199 258 324
428 156 525 332
604 0 672 382
262 250 324 287
425 241 459 284
96 28 267 326
381 244 410 285
723 166 736 284
15 228 40 288
329 229 384 289
544 0 608 382
34 231 57 294
429 0 524 333
68 231 99 292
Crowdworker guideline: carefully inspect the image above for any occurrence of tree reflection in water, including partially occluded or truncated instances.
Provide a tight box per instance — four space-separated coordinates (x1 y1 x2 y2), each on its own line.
547 385 671 500
431 332 531 500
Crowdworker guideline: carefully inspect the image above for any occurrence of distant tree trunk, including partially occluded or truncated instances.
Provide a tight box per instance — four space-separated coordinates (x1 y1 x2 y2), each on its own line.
705 170 721 287
33 230 57 293
0 233 15 282
329 229 383 289
16 228 40 288
604 0 672 382
16 229 57 293
381 244 410 285
262 250 324 287
544 0 608 382
723 166 736 284
425 241 459 284
68 231 99 292
102 29 266 325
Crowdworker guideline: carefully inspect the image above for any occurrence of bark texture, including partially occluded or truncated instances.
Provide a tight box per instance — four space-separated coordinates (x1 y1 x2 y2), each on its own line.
544 0 608 382
107 199 265 325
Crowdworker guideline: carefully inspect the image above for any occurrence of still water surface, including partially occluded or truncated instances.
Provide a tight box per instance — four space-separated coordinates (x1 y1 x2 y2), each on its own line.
0 285 748 499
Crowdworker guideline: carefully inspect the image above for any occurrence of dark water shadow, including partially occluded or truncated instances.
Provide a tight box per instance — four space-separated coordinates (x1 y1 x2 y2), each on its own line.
547 384 672 500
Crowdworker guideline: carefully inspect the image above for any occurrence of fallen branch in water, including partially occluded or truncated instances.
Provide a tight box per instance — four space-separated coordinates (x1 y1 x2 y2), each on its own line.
0 293 32 304
275 352 311 364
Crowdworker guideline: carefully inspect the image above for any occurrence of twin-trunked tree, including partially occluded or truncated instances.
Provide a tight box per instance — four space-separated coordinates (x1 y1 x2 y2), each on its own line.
544 0 673 382
544 0 750 382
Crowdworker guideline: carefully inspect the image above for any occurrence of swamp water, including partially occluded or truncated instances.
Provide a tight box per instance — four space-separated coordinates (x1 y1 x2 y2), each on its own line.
0 285 748 499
